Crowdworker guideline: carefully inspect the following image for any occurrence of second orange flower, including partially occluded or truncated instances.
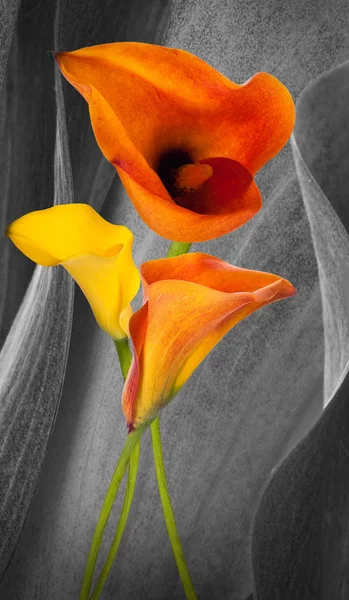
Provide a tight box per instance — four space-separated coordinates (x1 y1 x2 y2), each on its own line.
123 253 296 430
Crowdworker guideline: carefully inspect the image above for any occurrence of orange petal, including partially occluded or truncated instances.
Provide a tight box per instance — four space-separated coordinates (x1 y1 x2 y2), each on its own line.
122 253 296 429
55 43 295 242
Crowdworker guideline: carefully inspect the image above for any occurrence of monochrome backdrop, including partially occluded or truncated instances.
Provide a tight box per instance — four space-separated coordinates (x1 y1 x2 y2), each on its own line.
1 1 349 598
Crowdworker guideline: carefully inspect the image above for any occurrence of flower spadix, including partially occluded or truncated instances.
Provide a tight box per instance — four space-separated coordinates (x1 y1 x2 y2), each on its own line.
122 253 296 430
55 43 295 243
6 204 140 339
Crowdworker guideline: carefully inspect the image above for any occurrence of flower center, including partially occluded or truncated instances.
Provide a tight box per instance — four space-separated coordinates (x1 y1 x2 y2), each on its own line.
157 150 213 198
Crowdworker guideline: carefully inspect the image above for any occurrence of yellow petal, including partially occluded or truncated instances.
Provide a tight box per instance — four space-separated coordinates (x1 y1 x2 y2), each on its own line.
7 204 140 338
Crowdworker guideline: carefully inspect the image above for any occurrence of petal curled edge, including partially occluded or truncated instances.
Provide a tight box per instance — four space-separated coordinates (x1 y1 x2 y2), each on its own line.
140 252 296 301
7 204 140 338
56 44 295 242
122 253 296 429
55 43 295 173
117 158 262 242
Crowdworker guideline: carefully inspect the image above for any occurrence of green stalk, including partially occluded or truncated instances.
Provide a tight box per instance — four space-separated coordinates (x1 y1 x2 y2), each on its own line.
90 439 141 599
80 338 140 600
151 418 197 600
167 241 192 257
114 338 132 380
149 238 196 599
79 422 148 600
83 239 193 599
85 337 140 600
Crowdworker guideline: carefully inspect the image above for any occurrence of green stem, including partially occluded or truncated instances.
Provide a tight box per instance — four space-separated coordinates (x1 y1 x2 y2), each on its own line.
90 439 141 600
114 337 132 380
79 336 137 599
151 417 197 600
167 241 192 258
79 422 148 600
83 240 193 598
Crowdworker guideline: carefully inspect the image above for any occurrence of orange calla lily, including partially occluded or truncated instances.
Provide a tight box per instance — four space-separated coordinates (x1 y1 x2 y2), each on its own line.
122 253 296 430
55 43 295 242
6 204 140 339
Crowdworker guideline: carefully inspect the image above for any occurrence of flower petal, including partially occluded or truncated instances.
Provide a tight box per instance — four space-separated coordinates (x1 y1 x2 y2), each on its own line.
140 252 295 298
123 253 296 429
56 43 295 242
116 162 262 242
7 204 140 338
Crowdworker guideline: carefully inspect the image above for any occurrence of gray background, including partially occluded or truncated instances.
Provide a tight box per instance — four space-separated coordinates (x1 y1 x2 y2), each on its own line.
1 1 349 598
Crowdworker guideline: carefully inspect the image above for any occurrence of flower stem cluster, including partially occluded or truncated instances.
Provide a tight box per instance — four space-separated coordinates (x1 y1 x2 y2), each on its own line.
6 41 297 599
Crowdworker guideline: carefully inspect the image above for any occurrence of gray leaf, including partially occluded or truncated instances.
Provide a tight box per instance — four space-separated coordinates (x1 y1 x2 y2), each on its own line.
0 3 57 346
0 67 74 578
251 59 349 600
0 0 20 93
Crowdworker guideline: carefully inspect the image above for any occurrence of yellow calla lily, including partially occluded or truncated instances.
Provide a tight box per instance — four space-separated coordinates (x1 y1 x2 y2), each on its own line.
6 204 140 339
122 253 297 430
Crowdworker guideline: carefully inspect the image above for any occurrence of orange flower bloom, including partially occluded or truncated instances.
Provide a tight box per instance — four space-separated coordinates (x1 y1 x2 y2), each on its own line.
55 43 295 242
122 253 296 430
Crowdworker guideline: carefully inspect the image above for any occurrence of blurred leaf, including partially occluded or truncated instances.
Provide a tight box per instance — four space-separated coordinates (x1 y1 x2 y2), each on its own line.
0 0 20 92
0 0 57 346
250 60 349 599
0 67 74 578
293 61 349 407
251 368 349 599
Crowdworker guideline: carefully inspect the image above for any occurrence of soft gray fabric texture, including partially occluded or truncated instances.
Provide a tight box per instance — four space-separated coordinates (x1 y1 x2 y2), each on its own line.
0 70 74 575
251 61 349 599
0 0 20 92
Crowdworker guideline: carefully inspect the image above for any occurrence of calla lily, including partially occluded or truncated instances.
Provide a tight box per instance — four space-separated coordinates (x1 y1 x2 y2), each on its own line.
55 43 295 242
6 204 140 339
122 253 296 430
